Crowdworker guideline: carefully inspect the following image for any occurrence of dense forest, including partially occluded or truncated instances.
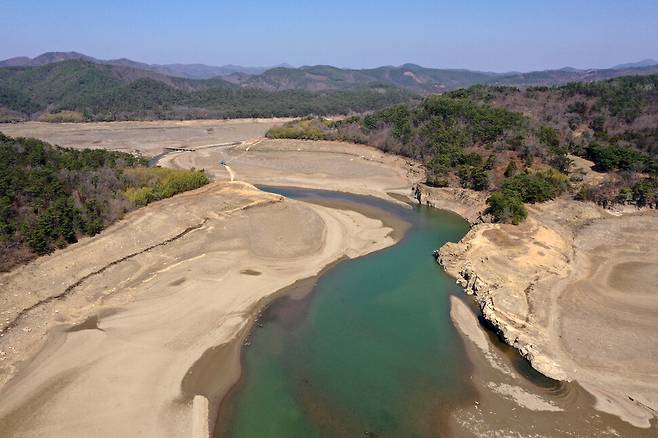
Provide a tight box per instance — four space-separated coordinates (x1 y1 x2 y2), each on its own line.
0 133 209 271
5 52 658 95
0 60 417 122
4 58 658 122
267 75 658 223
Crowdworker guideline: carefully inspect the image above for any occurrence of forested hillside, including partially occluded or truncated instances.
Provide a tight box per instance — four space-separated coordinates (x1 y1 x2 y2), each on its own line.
225 63 658 93
223 64 498 93
268 75 658 223
3 57 658 122
0 51 277 79
4 51 657 96
0 133 209 271
0 60 417 122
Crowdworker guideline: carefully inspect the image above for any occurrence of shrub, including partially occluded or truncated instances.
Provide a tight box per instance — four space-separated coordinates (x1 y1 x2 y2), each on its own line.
123 167 209 205
426 176 450 187
632 179 658 207
37 111 88 123
504 160 518 177
501 169 568 203
267 126 326 140
124 186 156 206
458 165 489 191
486 192 527 224
548 147 572 173
538 126 560 148
585 143 657 173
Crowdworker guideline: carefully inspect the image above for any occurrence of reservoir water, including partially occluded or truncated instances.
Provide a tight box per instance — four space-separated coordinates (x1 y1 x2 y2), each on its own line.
217 187 472 437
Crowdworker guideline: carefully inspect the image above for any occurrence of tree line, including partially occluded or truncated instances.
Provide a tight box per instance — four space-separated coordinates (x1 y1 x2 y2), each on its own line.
266 75 658 223
0 133 209 271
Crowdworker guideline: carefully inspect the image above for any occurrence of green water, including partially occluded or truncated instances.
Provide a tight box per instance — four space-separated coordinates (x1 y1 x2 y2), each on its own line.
218 188 472 437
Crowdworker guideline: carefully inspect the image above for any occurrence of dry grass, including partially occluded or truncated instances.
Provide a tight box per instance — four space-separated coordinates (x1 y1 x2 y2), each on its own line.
37 111 87 123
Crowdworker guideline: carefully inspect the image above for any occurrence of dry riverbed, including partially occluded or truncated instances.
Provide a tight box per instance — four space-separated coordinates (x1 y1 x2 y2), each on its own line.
0 181 395 437
0 119 291 157
160 137 424 200
0 122 416 437
1 120 656 437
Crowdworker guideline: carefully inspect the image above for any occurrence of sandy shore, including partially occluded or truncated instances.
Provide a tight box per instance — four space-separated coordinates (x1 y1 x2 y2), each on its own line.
160 138 423 200
0 181 395 437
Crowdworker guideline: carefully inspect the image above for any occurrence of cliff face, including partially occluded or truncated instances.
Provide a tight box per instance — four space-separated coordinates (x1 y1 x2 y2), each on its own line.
417 184 569 375
415 184 489 225
438 215 573 380
436 196 658 428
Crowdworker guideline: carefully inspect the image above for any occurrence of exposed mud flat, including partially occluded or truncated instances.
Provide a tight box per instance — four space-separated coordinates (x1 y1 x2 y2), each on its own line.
0 119 291 156
449 296 658 437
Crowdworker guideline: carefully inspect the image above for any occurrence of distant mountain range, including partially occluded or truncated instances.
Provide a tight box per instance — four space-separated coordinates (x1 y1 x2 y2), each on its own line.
0 51 292 80
0 59 415 121
222 62 658 93
612 59 658 70
222 64 498 92
1 52 657 122
1 52 657 90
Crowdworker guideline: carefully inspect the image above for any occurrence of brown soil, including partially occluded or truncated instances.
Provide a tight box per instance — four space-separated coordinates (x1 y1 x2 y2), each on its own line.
0 119 291 156
440 197 658 430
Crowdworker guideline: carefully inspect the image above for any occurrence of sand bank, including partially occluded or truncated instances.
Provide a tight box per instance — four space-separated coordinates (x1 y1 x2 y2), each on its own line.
0 181 395 437
161 138 422 201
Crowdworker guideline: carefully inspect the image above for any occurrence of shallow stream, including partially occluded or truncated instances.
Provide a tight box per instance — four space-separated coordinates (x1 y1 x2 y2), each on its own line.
217 187 474 437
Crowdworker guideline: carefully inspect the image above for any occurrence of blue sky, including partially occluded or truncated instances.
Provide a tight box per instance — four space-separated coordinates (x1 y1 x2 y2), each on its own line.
2 0 657 71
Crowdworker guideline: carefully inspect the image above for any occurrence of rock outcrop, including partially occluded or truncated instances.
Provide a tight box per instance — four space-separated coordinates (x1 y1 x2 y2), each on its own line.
414 184 489 225
438 217 571 381
437 197 658 428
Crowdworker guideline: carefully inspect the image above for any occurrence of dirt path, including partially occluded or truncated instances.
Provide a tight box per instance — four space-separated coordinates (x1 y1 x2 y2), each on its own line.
224 165 235 181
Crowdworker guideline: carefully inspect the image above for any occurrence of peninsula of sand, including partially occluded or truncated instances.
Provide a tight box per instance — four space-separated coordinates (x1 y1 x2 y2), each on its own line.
0 119 656 436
